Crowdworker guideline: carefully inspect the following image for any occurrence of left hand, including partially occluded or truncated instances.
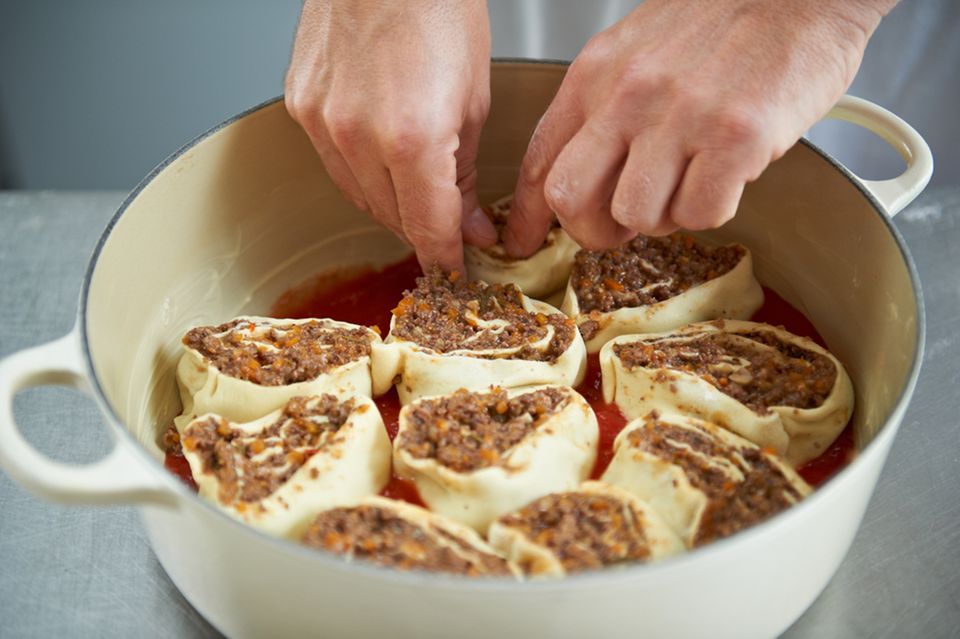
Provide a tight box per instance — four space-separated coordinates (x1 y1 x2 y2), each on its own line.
504 0 893 256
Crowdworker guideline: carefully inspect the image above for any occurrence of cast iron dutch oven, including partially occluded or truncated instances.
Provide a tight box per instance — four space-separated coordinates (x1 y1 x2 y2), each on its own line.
0 61 933 638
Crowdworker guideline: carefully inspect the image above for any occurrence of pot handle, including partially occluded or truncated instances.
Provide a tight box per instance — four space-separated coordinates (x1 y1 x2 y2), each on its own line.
0 330 177 506
825 94 933 217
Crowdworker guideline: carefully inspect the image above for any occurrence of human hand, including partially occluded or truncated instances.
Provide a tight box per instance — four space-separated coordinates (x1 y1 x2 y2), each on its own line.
285 0 494 272
504 0 894 256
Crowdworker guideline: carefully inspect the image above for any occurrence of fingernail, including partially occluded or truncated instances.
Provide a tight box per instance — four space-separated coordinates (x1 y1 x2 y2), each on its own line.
463 207 498 248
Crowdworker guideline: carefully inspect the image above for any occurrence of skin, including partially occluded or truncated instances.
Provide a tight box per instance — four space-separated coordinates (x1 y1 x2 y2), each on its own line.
287 0 897 272
285 0 494 273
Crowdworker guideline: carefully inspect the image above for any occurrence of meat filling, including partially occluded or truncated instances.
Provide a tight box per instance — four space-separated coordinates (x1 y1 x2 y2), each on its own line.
572 234 745 314
627 413 804 545
613 330 837 413
184 319 372 386
302 505 512 576
391 267 575 361
397 387 570 472
498 492 651 573
181 395 355 504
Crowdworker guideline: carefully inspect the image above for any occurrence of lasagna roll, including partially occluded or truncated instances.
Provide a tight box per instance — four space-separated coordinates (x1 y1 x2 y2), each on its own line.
602 411 812 547
600 319 855 465
464 194 580 298
375 268 587 404
561 234 764 352
487 481 682 578
301 496 520 578
179 394 390 538
393 385 598 533
176 316 388 429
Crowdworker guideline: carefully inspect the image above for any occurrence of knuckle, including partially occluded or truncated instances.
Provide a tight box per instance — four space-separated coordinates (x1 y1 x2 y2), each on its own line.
670 80 708 116
381 128 428 163
323 105 364 150
284 90 315 128
611 59 672 108
520 122 557 185
520 143 548 186
543 175 573 217
403 208 460 241
577 33 612 68
706 105 767 150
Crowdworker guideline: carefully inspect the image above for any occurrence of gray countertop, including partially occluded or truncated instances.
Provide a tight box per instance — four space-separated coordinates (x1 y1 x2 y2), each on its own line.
0 190 958 638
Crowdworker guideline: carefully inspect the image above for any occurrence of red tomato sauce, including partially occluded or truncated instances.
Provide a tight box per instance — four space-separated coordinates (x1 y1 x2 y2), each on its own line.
163 254 854 497
164 450 197 491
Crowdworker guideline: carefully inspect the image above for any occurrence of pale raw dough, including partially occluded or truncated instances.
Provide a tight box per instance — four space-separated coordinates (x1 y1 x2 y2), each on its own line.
561 240 764 353
306 496 522 578
464 194 580 299
487 481 684 578
393 385 598 533
374 292 586 405
175 316 389 430
180 394 391 539
602 411 812 547
600 319 855 465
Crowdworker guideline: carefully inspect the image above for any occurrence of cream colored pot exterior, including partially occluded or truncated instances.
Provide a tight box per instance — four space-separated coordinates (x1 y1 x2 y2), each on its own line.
0 62 930 639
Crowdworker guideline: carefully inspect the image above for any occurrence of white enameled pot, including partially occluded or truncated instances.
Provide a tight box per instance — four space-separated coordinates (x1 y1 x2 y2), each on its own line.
0 61 932 639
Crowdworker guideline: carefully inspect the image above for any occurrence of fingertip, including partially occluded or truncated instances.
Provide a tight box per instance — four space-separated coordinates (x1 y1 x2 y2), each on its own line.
669 153 745 231
462 207 497 248
503 204 539 259
416 250 464 278
643 219 681 237
610 137 688 237
502 223 527 259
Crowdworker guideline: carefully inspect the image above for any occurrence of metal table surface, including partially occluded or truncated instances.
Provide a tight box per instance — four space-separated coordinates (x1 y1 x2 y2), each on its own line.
0 190 957 638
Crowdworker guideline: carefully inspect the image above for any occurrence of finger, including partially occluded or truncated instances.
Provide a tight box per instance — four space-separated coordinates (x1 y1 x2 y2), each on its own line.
668 150 746 230
669 108 773 230
391 148 465 273
331 127 408 243
305 128 369 213
610 133 688 236
456 109 497 247
284 89 371 214
542 119 632 249
462 206 497 247
504 99 583 258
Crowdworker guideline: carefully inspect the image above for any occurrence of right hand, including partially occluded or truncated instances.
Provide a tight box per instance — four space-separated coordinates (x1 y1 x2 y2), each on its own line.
284 0 495 273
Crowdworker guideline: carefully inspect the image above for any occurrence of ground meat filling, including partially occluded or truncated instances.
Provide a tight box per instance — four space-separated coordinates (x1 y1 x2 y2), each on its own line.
181 395 355 505
301 505 512 576
613 330 837 413
627 414 804 545
391 267 575 361
572 234 745 314
183 319 372 386
498 492 651 573
397 387 571 472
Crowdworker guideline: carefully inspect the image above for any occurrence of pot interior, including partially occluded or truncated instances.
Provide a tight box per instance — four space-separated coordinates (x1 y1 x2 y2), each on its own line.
83 61 919 466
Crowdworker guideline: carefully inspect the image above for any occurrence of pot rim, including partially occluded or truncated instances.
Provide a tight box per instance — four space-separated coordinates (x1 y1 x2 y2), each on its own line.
78 59 926 591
